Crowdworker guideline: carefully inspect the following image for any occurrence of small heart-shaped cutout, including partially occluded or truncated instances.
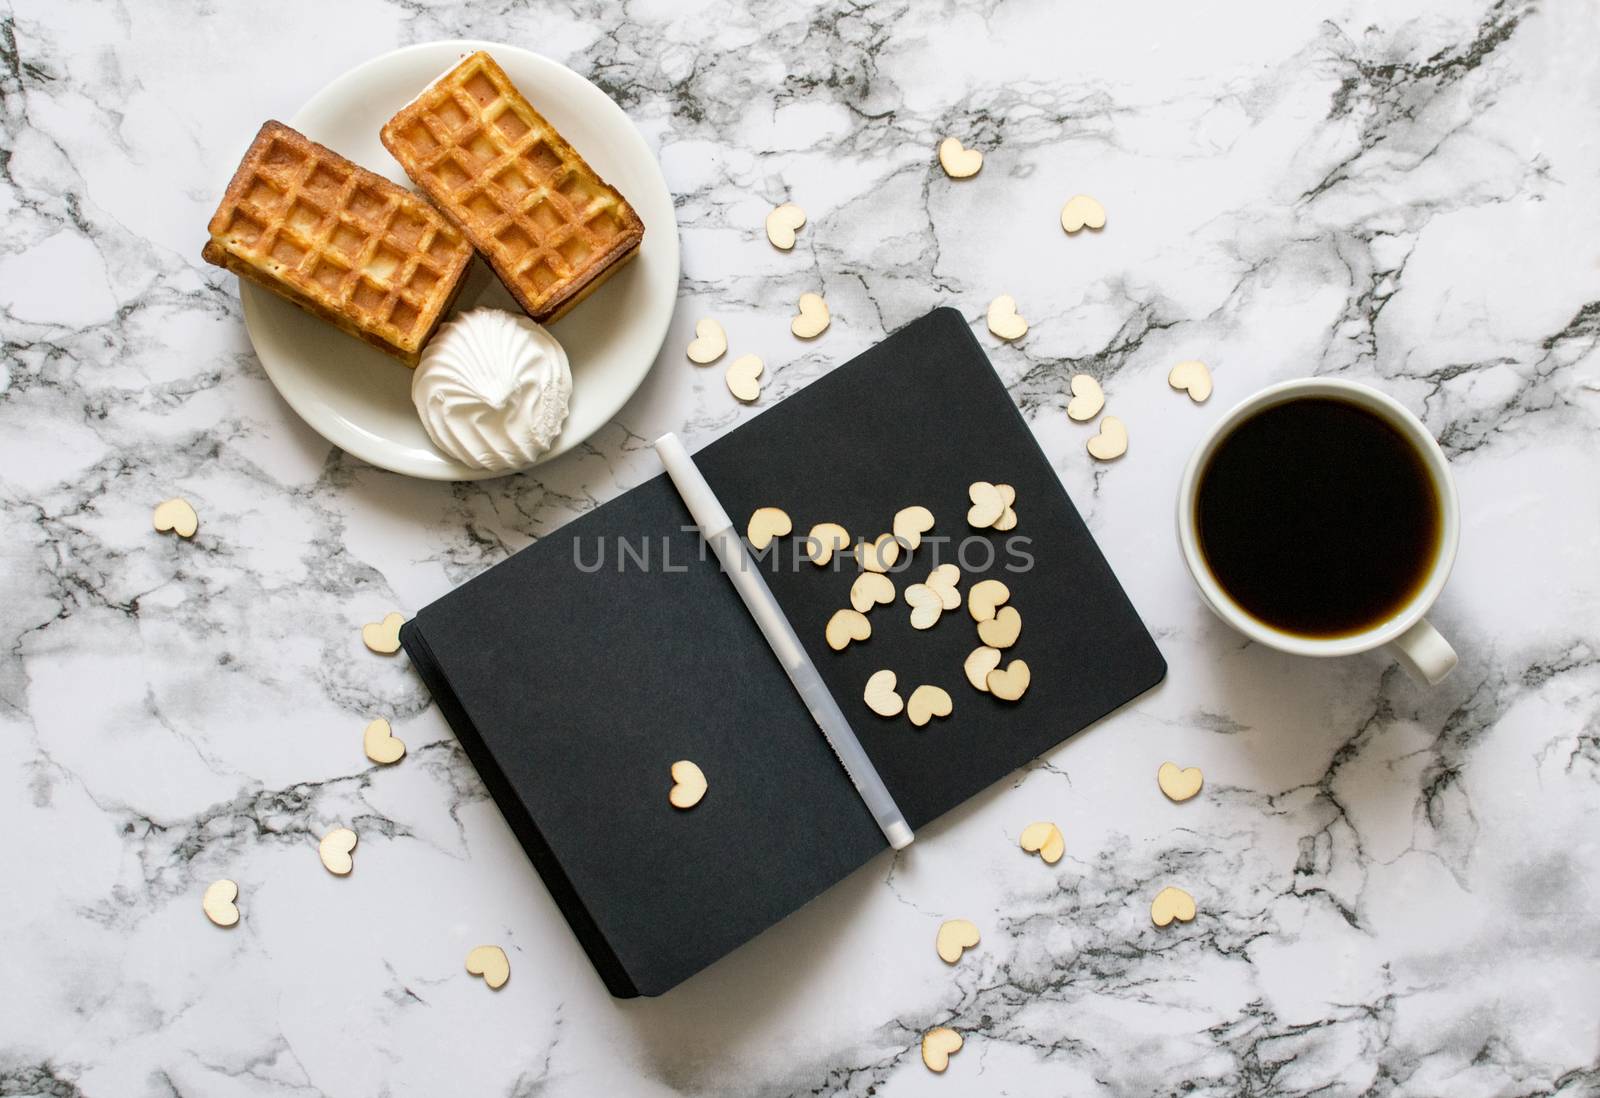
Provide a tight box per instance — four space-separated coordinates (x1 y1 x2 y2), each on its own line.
765 202 806 250
1151 885 1196 927
465 944 510 989
202 879 239 927
892 505 935 550
986 295 1027 341
976 605 1021 649
966 481 1006 528
855 533 901 573
964 646 1001 691
362 612 405 654
905 583 945 630
318 827 357 876
937 136 983 179
925 564 960 610
790 292 830 339
686 317 727 364
1157 761 1203 802
1086 416 1128 461
1066 374 1105 421
669 759 707 809
906 684 953 727
850 571 896 613
863 669 905 718
746 506 792 550
363 717 406 765
986 659 1031 701
935 918 980 964
921 1026 963 1073
805 522 850 566
152 497 198 538
825 608 872 651
968 579 1010 622
1019 821 1064 864
725 354 763 403
1167 359 1212 403
1060 194 1106 233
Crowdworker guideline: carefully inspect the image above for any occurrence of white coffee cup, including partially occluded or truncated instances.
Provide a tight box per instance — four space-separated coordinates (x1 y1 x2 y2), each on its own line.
1175 378 1460 685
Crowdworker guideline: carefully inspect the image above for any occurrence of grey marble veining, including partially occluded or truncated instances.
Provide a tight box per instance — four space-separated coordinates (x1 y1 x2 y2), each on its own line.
2 0 1598 1094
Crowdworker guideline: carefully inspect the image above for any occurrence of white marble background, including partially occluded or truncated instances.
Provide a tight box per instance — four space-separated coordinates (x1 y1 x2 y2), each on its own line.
2 0 1598 1094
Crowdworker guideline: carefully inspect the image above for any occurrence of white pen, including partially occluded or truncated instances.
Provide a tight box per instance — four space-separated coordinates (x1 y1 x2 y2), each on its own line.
655 432 914 850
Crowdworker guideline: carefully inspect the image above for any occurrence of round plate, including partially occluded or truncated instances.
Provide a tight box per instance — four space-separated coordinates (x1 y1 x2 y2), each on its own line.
238 41 680 480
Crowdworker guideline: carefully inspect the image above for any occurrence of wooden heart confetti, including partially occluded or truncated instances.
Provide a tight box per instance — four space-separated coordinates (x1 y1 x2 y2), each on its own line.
976 605 1021 649
362 717 405 765
1060 194 1106 233
1019 821 1064 864
152 497 198 538
905 582 946 630
765 202 806 250
986 295 1027 341
805 522 850 566
1086 416 1128 461
669 760 707 809
686 317 727 364
924 564 960 609
964 646 1001 691
935 918 980 964
1157 762 1203 802
937 136 983 179
855 533 901 573
907 684 953 727
465 945 510 989
790 292 830 339
864 669 905 717
992 483 1018 531
850 571 896 613
318 827 357 876
1151 886 1196 927
921 1027 963 1073
967 481 1006 528
986 658 1031 701
747 506 792 550
1168 359 1213 402
726 354 763 403
361 613 405 654
1067 374 1105 421
892 505 935 551
826 608 872 651
202 879 239 928
968 579 1010 622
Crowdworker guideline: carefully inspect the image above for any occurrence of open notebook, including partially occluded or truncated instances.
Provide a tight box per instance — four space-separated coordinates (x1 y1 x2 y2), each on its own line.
401 307 1165 996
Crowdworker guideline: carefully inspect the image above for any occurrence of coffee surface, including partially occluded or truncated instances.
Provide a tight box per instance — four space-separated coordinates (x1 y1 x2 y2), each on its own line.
1195 396 1440 638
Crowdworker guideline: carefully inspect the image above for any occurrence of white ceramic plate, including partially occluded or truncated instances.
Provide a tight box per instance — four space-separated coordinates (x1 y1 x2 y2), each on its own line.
237 41 680 480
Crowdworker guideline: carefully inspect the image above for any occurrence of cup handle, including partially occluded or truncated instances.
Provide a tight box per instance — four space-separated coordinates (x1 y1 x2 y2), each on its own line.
1389 618 1457 685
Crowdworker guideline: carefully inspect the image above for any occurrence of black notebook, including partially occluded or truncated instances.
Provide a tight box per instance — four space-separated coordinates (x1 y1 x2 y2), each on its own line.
401 307 1165 997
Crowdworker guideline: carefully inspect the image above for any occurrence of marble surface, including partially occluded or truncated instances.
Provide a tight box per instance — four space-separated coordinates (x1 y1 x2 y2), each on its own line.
3 0 1598 1094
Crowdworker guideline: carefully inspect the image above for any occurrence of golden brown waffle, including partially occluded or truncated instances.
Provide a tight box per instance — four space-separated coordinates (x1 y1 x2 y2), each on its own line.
380 51 645 324
203 121 474 366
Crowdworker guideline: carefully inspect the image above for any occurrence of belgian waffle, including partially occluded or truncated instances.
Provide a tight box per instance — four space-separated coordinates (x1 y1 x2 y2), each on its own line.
203 121 474 366
380 51 645 324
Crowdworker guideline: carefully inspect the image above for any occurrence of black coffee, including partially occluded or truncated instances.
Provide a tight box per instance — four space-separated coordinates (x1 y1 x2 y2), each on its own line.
1194 396 1440 638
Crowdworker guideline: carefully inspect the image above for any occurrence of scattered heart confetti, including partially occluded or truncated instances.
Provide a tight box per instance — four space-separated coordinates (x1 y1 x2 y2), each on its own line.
1019 821 1064 864
850 571 896 613
986 659 1031 701
967 481 1006 528
362 612 405 654
669 760 707 809
363 717 406 765
855 533 901 574
1157 762 1203 802
765 202 806 250
1066 374 1105 421
864 669 905 718
976 605 1021 649
907 684 953 727
937 136 983 179
465 945 510 989
747 506 792 550
935 918 980 964
1060 194 1106 233
805 523 850 566
921 1027 963 1073
968 579 1010 622
826 608 872 651
925 564 961 609
318 827 357 876
905 582 946 630
892 505 935 551
986 295 1027 341
992 483 1018 531
685 317 728 364
790 292 830 339
1151 886 1197 927
964 646 1001 691
202 879 239 928
726 354 764 403
152 497 198 538
1086 416 1128 461
1168 359 1213 403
